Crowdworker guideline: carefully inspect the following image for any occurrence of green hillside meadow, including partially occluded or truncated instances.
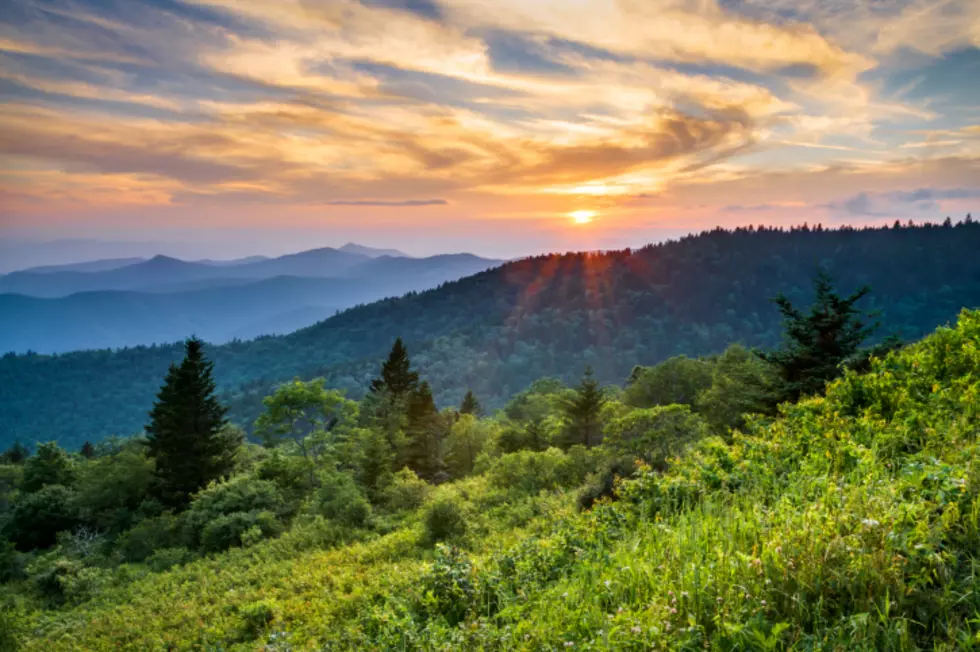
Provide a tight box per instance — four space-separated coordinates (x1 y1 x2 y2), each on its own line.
3 308 980 650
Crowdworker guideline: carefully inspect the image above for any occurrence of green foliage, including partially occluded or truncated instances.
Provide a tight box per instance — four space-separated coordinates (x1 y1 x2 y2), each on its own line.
309 471 371 528
5 485 79 551
383 467 431 512
116 513 180 562
21 442 75 493
369 337 419 398
445 414 493 478
423 496 468 545
182 475 288 552
623 355 714 408
604 404 710 469
0 441 28 465
70 442 154 533
763 269 878 402
696 343 780 433
459 389 482 416
403 381 444 481
563 366 607 447
239 599 278 639
145 338 238 508
254 378 358 470
420 544 475 626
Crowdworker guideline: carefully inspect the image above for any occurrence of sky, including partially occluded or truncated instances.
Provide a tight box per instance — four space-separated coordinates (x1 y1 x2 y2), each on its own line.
0 0 978 259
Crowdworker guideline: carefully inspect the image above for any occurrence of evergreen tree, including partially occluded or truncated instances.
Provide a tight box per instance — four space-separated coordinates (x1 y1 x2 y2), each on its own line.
79 441 96 459
356 428 394 504
459 390 482 416
369 338 420 399
762 270 878 403
402 381 444 482
0 441 28 465
145 338 237 509
21 442 75 492
563 366 607 448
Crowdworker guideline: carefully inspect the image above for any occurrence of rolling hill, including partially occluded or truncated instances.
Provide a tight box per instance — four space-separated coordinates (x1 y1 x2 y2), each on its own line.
0 253 502 353
1 222 979 448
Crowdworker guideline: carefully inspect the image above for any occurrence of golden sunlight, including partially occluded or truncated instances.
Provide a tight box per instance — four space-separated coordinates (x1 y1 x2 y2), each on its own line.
569 210 597 224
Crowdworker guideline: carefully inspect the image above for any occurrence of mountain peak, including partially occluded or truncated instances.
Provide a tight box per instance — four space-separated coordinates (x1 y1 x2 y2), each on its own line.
339 243 410 259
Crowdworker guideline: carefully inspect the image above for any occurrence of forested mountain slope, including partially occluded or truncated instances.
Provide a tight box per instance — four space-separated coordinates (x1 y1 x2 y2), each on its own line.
2 222 978 448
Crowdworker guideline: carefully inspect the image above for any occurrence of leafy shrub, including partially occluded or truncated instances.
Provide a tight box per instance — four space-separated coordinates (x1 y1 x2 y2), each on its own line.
0 542 26 583
25 555 108 604
145 546 193 572
310 471 371 528
604 404 710 470
5 485 80 551
116 513 180 562
419 544 475 625
200 510 281 554
423 497 468 545
20 442 76 493
383 467 431 512
239 599 277 639
182 475 288 551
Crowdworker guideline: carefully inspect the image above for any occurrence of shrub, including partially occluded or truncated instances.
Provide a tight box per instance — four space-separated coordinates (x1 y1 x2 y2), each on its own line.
310 471 371 528
239 599 277 639
200 510 281 554
603 404 709 470
116 513 180 562
5 485 79 551
383 467 431 512
420 544 475 625
423 497 468 545
145 546 193 572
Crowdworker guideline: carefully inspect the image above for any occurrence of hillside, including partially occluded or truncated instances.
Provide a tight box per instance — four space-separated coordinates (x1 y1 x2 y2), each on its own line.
4 309 980 650
1 222 979 448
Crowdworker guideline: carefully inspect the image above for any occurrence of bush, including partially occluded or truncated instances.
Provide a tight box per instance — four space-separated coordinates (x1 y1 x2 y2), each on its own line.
0 542 26 583
25 555 108 604
423 497 468 545
603 404 709 470
183 475 288 551
310 471 371 528
420 544 475 625
145 547 193 572
116 513 181 562
200 510 281 554
383 467 431 512
239 600 277 639
5 485 79 551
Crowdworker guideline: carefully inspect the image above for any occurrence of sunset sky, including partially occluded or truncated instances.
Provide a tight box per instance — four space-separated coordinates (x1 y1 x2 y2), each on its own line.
1 0 979 258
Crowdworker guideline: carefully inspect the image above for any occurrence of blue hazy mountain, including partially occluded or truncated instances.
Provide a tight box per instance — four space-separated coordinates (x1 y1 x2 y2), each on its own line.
0 249 503 353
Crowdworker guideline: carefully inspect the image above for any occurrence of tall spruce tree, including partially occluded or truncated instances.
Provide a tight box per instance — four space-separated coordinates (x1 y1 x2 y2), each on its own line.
762 270 878 403
459 390 482 416
145 338 237 508
370 337 420 398
403 381 444 482
564 366 607 448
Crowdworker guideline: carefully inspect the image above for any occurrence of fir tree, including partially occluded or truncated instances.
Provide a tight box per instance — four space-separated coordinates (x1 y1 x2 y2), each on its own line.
564 366 607 448
0 441 29 465
459 390 482 416
402 381 444 482
79 441 96 459
369 337 420 399
145 338 237 508
762 270 878 403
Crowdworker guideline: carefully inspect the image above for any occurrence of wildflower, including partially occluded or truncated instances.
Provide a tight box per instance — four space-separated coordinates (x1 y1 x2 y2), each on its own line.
617 607 624 614
631 626 642 634
670 608 678 614
604 580 611 588
562 592 569 598
564 642 574 648
621 566 631 572
761 600 767 606
716 597 723 603
681 591 689 598
861 518 881 528
524 635 530 641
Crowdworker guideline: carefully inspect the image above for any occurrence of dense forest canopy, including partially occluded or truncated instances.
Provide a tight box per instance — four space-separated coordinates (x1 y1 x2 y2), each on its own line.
2 220 979 449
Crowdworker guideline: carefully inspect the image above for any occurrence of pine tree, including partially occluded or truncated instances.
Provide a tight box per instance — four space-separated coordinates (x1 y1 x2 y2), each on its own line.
0 441 29 464
762 270 878 403
459 390 482 416
370 337 420 399
145 338 237 509
564 366 607 448
403 381 444 482
79 441 96 459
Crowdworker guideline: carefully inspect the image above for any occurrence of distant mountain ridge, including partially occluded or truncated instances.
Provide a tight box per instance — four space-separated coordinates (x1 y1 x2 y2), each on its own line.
0 248 504 353
2 222 979 448
0 244 426 298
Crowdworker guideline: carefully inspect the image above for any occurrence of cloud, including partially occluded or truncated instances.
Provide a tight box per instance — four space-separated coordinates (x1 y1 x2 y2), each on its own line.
325 199 448 206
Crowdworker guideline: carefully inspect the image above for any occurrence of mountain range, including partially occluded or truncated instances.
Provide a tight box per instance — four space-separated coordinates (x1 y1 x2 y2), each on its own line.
2 221 979 449
0 244 499 353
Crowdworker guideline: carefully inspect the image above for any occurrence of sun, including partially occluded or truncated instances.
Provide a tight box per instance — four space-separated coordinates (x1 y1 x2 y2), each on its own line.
569 210 596 224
